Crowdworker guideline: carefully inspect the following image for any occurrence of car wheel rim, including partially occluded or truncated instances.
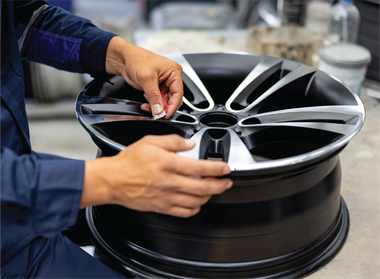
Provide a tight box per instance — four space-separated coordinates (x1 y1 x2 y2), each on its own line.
76 52 364 278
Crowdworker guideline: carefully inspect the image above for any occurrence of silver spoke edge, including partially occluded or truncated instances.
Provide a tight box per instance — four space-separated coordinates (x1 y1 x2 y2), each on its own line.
79 113 198 153
239 105 363 125
80 114 152 125
227 129 256 167
240 122 356 136
80 111 199 126
177 129 207 160
226 58 282 113
238 64 316 113
77 115 148 152
81 94 144 105
167 53 215 112
80 104 148 116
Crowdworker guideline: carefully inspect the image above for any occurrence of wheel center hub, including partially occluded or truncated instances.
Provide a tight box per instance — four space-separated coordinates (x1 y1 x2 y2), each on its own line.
200 112 237 127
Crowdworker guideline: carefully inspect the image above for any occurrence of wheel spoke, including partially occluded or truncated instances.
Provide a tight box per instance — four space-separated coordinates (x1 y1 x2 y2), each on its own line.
226 58 282 112
227 129 256 167
177 128 208 160
168 53 215 111
177 128 255 166
241 122 355 136
79 75 149 105
240 105 363 126
76 52 366 171
80 104 150 116
79 114 152 126
240 64 316 113
80 94 144 106
80 110 198 127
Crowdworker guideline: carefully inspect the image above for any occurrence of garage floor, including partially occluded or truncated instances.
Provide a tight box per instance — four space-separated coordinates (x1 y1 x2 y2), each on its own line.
27 89 379 278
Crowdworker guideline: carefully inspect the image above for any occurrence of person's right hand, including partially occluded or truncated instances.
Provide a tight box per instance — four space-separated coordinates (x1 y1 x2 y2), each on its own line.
105 36 183 119
81 135 232 218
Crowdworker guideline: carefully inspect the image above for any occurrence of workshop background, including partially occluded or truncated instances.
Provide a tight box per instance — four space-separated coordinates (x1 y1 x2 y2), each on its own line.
25 0 379 278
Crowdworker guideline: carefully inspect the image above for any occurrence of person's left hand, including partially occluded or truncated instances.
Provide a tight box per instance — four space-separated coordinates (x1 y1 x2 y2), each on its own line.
105 36 183 119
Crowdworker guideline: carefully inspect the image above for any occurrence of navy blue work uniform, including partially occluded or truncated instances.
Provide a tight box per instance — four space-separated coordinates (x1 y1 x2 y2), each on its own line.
1 1 125 277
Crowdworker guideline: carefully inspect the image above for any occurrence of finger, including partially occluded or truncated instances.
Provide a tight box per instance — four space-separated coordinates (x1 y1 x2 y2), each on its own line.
166 206 201 218
142 92 169 115
170 155 231 177
168 192 211 209
161 69 183 118
168 174 233 196
162 66 183 96
141 94 151 112
141 77 164 115
163 92 169 105
143 134 196 152
140 103 151 113
159 84 169 94
143 135 231 176
165 92 183 119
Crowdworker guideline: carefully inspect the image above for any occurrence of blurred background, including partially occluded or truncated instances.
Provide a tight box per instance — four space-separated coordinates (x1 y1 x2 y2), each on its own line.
25 0 379 106
26 0 379 159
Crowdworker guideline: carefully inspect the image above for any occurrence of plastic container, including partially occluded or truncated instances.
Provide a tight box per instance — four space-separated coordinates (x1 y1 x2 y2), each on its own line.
329 0 360 43
305 0 332 35
319 43 371 94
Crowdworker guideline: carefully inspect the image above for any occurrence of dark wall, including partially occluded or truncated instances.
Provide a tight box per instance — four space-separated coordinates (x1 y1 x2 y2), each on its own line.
356 0 379 81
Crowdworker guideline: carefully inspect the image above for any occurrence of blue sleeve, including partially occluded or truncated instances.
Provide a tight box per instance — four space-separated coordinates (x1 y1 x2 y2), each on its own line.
14 0 116 80
1 147 84 238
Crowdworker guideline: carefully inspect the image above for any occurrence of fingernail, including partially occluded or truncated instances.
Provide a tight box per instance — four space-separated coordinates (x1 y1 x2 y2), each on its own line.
152 104 163 115
185 139 195 148
153 110 166 120
226 180 233 189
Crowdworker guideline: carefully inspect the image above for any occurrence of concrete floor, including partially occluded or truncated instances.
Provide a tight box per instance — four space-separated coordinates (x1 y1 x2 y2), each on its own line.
27 89 380 278
308 90 380 278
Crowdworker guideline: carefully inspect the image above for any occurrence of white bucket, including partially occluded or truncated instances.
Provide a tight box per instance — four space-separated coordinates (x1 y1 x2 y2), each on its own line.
318 43 371 95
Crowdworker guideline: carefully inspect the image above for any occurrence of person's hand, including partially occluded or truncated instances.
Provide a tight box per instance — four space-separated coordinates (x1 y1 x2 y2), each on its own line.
105 36 183 119
81 135 232 218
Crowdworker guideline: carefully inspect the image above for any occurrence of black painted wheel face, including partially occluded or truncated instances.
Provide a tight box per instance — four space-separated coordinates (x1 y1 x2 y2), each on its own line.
77 52 365 278
76 52 364 171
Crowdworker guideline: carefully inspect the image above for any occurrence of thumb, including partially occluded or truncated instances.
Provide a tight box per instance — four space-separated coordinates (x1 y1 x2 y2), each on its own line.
141 80 164 115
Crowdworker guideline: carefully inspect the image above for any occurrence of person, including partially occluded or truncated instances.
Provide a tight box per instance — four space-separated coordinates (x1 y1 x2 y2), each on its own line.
1 1 233 278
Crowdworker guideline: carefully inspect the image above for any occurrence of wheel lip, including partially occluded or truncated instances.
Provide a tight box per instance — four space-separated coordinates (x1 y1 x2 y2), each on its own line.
75 51 366 172
85 197 350 278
